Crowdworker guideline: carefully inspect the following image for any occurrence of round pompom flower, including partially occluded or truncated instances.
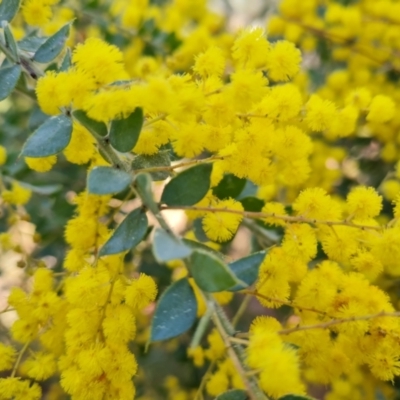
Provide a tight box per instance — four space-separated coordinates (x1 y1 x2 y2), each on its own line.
346 186 382 219
266 40 302 81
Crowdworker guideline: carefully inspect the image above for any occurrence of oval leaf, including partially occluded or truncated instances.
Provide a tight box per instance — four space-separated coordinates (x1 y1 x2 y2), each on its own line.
33 23 71 63
0 64 21 101
0 0 21 23
3 24 18 60
150 278 197 342
216 390 248 400
153 228 192 262
87 166 132 195
59 48 71 72
131 150 171 181
100 207 148 256
161 163 212 206
228 251 267 291
212 174 246 200
22 115 72 157
110 107 143 152
189 250 244 293
240 196 264 212
73 110 107 137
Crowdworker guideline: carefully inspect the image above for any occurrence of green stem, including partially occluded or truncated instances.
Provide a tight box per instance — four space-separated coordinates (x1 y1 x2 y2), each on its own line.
190 305 213 349
206 294 268 400
11 341 30 378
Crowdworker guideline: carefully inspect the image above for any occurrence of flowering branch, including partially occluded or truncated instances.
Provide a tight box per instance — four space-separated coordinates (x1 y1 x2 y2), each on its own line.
161 205 383 231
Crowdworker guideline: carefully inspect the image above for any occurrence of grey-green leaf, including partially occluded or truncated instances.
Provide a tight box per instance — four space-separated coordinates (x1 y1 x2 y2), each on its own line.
87 166 132 195
100 208 148 256
3 23 19 60
0 64 21 100
161 163 212 206
189 250 243 293
22 115 72 157
0 0 21 23
228 251 267 291
131 150 171 181
33 23 71 63
59 48 71 71
110 107 143 152
150 278 197 342
153 228 192 262
73 110 107 137
215 390 248 400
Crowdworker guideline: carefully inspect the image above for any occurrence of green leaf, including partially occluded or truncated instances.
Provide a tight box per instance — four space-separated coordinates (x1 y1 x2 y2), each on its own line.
212 174 246 200
279 395 316 400
182 238 224 260
73 110 108 137
131 150 171 181
33 23 71 63
189 250 243 292
100 207 148 256
215 390 248 400
134 173 171 232
109 107 143 152
59 48 71 71
150 277 197 342
228 251 266 291
0 0 21 23
3 23 18 60
22 115 72 157
18 33 46 53
18 182 62 195
0 64 21 100
161 163 212 206
240 197 264 212
153 228 192 262
87 166 132 195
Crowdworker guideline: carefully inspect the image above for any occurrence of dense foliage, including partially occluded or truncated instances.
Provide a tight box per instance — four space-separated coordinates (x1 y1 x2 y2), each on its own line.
2 0 400 399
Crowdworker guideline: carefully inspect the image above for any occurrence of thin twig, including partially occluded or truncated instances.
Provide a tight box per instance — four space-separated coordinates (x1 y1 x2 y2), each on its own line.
161 205 383 231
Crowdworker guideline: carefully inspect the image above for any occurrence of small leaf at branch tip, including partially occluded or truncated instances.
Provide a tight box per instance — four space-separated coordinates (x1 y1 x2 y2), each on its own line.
87 166 132 195
22 115 73 157
150 278 197 342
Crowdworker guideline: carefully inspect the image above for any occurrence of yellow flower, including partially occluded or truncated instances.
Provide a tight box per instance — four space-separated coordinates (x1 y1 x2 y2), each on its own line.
0 378 41 400
266 40 302 81
125 273 158 310
346 186 382 219
63 123 96 164
22 0 52 27
24 352 57 380
0 344 16 372
202 198 244 242
25 155 57 172
0 145 7 165
232 27 270 69
262 202 287 227
293 187 342 220
72 37 129 86
193 46 225 77
305 94 337 132
2 182 32 205
367 95 395 123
